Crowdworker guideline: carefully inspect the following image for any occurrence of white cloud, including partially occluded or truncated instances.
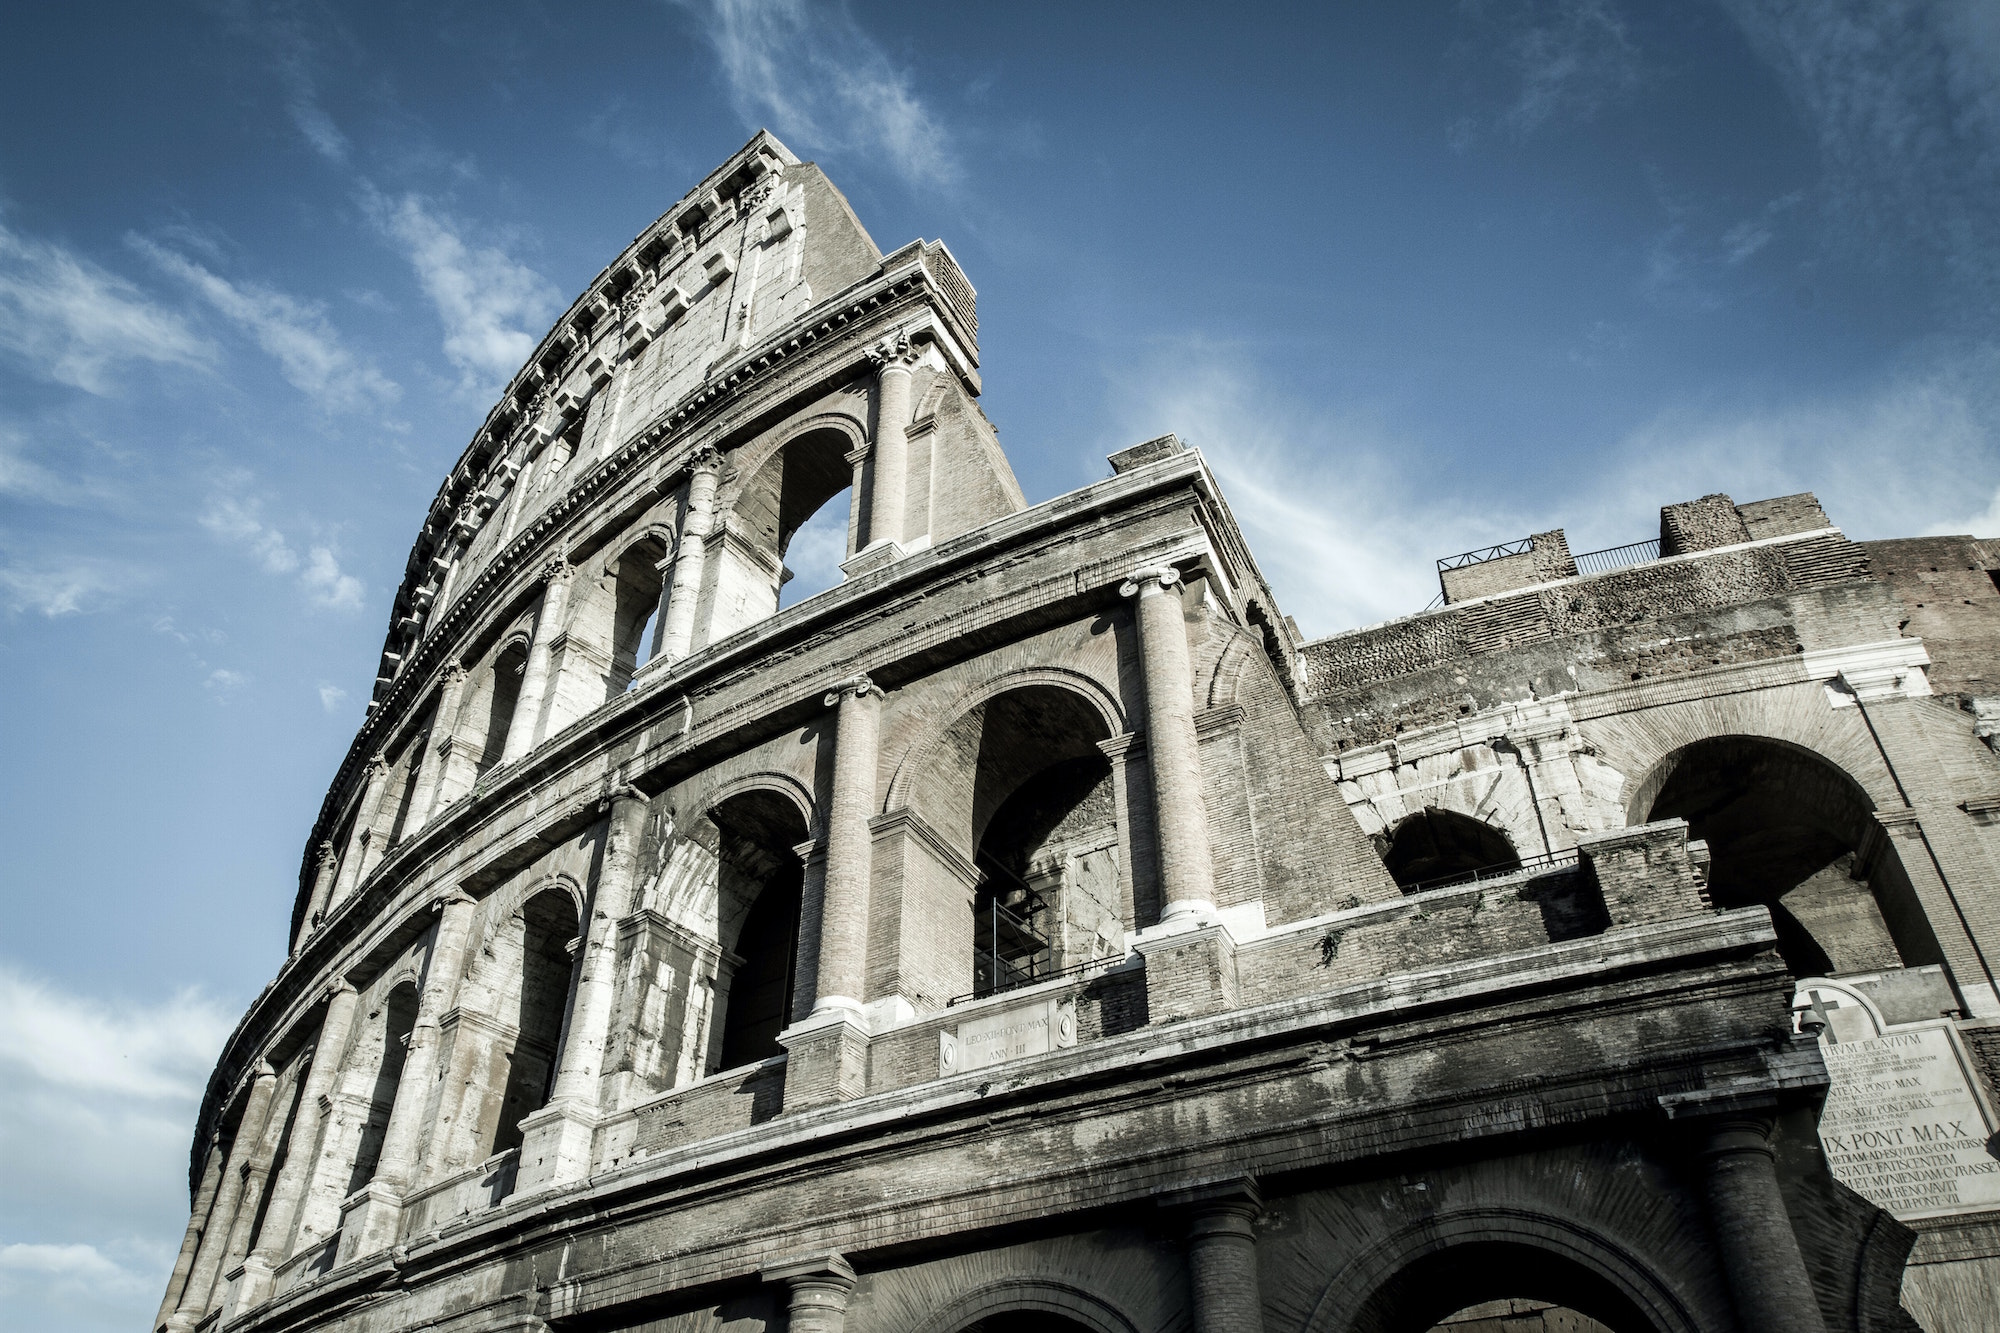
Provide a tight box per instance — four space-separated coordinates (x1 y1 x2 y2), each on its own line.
1502 0 1641 136
675 0 958 188
1105 345 1522 635
300 545 364 610
318 682 347 712
0 966 236 1333
0 222 215 395
199 485 366 610
133 238 397 413
0 558 125 617
360 186 559 391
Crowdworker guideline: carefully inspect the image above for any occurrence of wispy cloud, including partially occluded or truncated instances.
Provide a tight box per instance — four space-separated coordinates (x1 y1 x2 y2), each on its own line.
0 557 127 617
0 966 235 1332
132 238 398 413
1451 0 1641 147
0 222 214 395
359 186 558 391
317 682 347 712
1106 344 1521 634
1721 0 2000 311
674 0 958 188
199 484 365 610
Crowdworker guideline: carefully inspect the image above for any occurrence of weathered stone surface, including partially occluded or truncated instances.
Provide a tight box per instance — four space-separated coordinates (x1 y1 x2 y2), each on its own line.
162 136 2000 1333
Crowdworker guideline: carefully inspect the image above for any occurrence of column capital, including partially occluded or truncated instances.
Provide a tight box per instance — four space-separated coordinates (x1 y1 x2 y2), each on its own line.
865 330 922 371
315 839 339 869
1121 564 1183 597
440 661 468 686
431 888 477 915
538 556 574 586
824 673 885 707
599 778 648 813
762 1250 858 1292
365 750 392 776
324 978 357 1000
688 444 724 476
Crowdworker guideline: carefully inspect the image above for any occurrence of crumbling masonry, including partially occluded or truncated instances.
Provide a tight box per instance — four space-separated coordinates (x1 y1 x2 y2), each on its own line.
161 134 2000 1333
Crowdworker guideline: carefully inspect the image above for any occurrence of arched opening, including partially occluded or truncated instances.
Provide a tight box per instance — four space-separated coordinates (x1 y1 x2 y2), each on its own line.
956 1316 1100 1333
488 889 578 1157
1640 736 1904 977
475 639 529 777
1351 1241 1659 1333
915 685 1119 999
607 532 671 692
344 980 418 1194
1383 808 1520 893
714 429 854 635
709 790 809 1070
779 484 853 608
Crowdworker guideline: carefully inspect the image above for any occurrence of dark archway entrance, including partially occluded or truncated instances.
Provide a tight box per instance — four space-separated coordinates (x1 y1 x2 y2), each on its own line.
1352 1241 1657 1333
710 789 808 1070
1384 808 1520 892
1640 736 1904 977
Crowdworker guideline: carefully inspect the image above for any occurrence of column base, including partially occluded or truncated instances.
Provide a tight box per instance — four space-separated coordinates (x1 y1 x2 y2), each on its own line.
841 541 906 578
513 1099 601 1195
226 1254 275 1320
779 1011 871 1112
1134 921 1239 1023
336 1181 405 1265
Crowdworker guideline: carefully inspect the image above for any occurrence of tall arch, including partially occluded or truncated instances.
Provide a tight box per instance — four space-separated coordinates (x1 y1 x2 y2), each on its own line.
484 887 580 1158
910 1280 1141 1333
900 679 1123 998
1307 1211 1699 1333
706 787 811 1069
1382 807 1521 893
1634 736 1910 977
708 420 862 637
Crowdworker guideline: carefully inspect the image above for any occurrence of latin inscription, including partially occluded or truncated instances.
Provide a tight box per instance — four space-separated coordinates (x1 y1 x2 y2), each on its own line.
1817 1026 2000 1218
939 997 1078 1077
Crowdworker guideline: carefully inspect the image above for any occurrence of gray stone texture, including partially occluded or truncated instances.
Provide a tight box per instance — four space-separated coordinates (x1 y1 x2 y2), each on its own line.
161 135 2000 1333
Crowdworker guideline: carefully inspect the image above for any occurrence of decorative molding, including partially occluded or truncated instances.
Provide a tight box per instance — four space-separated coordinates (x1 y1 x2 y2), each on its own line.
1120 565 1182 597
823 673 883 707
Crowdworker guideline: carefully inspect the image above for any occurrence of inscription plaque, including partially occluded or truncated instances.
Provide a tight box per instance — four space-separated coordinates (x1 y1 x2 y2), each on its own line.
1798 981 2000 1219
939 996 1078 1076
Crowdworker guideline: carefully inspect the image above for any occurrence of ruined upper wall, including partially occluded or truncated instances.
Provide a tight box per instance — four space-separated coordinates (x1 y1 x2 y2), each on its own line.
1864 535 2000 699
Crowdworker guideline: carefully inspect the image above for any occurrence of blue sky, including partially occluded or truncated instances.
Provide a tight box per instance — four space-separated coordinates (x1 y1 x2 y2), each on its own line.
2 2 1997 1328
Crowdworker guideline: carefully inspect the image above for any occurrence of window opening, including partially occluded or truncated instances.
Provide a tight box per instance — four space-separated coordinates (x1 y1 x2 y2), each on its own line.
346 982 418 1194
973 858 1053 997
709 791 808 1070
490 891 578 1157
1383 808 1520 893
476 641 529 777
778 485 851 609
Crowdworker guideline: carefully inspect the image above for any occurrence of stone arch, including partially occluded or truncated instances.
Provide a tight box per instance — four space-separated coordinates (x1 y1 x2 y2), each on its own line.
1630 734 1912 977
1381 807 1522 893
599 525 677 692
701 787 812 1068
909 1279 1144 1333
342 977 420 1195
912 377 951 428
886 667 1127 816
710 414 864 631
1306 1208 1701 1333
1204 631 1259 710
701 771 820 842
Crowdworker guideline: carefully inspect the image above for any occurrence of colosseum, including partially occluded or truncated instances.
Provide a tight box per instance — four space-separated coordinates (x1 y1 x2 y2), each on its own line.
156 133 2000 1333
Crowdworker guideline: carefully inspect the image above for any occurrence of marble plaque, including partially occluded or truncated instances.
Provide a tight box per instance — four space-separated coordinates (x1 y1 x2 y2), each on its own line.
1802 984 2000 1219
939 996 1078 1077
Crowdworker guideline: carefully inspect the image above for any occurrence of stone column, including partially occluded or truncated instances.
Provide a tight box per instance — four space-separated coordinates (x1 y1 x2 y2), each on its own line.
658 447 722 663
327 755 392 911
1696 1116 1828 1333
235 981 359 1308
167 1064 278 1331
502 560 573 763
863 333 919 551
154 1132 225 1331
1120 566 1216 925
295 840 340 950
404 665 468 835
762 1253 858 1333
517 783 651 1192
344 890 479 1258
1187 1199 1264 1333
815 675 883 1016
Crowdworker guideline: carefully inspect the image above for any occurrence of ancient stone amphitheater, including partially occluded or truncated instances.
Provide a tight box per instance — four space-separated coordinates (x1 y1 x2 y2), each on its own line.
158 133 2000 1333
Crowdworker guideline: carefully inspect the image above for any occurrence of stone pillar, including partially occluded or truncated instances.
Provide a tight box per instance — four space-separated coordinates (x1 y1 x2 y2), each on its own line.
167 1064 278 1331
154 1132 225 1331
517 783 651 1192
404 665 467 835
344 890 479 1258
1120 566 1216 925
235 981 359 1308
1159 1179 1264 1333
762 1253 858 1333
502 560 573 763
864 333 920 551
295 840 340 950
1695 1116 1828 1333
658 448 722 664
815 675 882 1016
328 755 392 910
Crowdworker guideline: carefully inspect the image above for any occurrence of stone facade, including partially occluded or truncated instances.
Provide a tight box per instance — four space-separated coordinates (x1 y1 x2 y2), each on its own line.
160 135 2000 1333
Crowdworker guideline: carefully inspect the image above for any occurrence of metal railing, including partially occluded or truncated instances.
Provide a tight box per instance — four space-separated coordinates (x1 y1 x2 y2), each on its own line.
1572 538 1661 576
1436 537 1534 572
1400 845 1582 896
